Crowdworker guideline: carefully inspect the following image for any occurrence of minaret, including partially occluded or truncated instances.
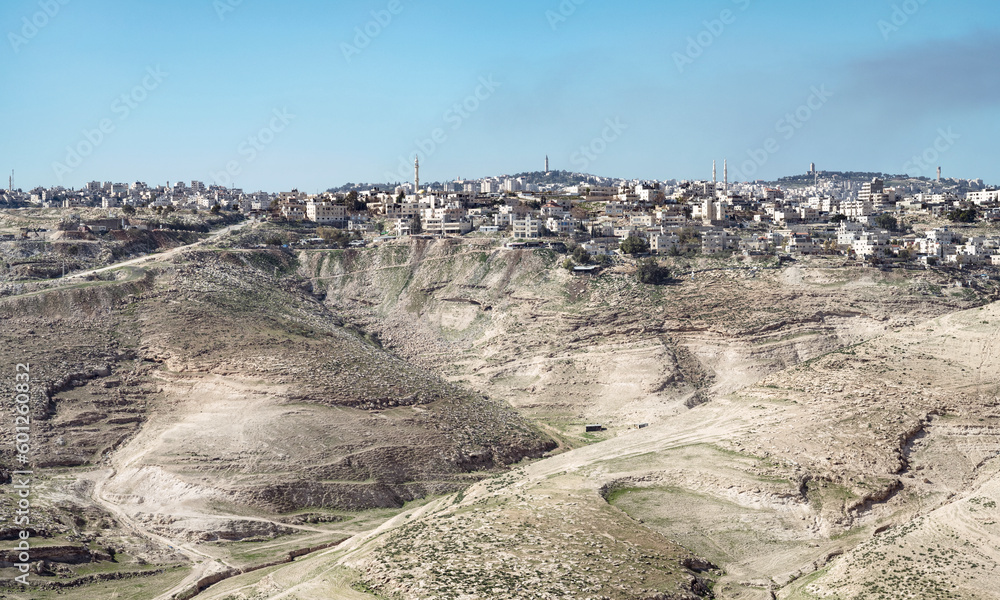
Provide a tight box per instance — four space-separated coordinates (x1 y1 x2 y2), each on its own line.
713 160 717 184
545 155 549 173
414 156 420 194
8 170 12 192
937 167 942 183
724 159 728 193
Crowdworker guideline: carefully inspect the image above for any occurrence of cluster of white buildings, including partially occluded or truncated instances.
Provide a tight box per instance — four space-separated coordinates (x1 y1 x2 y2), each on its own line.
10 168 1000 268
15 180 267 212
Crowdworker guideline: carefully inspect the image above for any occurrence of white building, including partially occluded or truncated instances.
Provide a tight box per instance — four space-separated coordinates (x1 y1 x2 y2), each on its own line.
512 216 542 239
306 202 347 226
701 230 734 254
650 231 681 254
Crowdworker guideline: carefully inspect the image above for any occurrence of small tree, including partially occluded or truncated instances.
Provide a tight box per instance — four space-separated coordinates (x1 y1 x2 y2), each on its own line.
597 254 612 267
620 235 649 255
874 213 897 232
122 204 136 216
948 208 977 223
637 258 670 284
572 245 590 264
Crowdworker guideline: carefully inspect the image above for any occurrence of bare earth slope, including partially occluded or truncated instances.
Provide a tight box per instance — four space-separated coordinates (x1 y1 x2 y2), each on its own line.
310 240 986 436
0 245 552 598
4 233 1000 600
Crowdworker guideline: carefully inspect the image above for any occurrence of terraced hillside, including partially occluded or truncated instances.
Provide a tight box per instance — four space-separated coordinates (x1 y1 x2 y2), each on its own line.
4 228 1000 600
0 241 552 599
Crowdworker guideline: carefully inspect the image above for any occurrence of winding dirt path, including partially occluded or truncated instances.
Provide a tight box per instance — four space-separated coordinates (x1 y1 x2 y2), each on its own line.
66 220 251 281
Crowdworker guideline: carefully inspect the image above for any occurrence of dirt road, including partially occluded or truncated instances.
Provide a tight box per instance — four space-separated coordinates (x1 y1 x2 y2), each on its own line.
65 219 251 281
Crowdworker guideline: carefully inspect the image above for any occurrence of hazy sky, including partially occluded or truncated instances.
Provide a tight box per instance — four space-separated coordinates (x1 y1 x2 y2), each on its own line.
3 0 999 191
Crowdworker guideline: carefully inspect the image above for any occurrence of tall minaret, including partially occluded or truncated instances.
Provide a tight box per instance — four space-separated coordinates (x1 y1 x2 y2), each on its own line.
937 167 942 183
713 160 717 184
414 156 420 193
724 159 728 192
545 155 549 173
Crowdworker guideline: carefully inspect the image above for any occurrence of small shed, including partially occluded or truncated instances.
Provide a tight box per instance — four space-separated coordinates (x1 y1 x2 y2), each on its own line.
573 265 601 276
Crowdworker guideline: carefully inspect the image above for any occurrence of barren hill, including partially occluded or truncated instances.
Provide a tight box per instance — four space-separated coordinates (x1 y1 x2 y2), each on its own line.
4 230 1000 600
0 244 551 598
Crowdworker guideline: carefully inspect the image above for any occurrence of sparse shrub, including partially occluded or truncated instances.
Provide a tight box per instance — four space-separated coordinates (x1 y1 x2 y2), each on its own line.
637 258 670 285
620 235 649 255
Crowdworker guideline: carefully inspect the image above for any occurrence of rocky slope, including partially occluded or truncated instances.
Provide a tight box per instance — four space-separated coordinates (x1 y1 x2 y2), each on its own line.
308 239 990 437
4 230 1000 599
0 245 552 594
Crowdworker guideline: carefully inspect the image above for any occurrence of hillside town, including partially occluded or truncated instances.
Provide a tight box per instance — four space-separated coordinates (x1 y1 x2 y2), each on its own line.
3 162 1000 268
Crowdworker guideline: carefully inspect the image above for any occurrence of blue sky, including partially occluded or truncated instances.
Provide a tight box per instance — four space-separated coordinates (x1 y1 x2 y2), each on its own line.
3 0 999 191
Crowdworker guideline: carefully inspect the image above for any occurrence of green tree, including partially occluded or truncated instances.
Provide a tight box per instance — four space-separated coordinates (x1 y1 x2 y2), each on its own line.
874 213 897 231
677 228 701 245
637 258 670 285
830 213 848 224
620 235 649 255
948 208 977 223
572 245 591 264
122 204 136 216
345 190 367 212
597 254 612 267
